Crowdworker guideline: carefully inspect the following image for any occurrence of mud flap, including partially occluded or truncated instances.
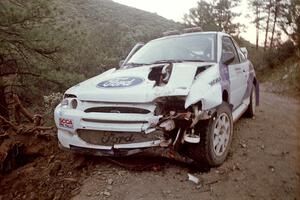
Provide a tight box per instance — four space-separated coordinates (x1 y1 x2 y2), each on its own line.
255 81 260 106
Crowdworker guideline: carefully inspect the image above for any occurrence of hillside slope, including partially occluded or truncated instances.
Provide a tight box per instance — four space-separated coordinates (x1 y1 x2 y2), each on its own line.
262 55 300 97
18 0 182 102
54 0 182 77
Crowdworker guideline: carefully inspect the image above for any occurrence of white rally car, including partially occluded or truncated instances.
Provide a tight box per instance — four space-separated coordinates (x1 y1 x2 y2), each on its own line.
54 30 259 167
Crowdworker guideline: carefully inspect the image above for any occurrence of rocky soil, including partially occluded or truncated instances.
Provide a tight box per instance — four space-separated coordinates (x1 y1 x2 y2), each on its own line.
0 89 299 200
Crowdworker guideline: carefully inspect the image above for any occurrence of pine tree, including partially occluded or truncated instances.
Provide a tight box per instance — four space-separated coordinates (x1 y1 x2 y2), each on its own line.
183 0 242 34
0 0 60 118
248 0 264 49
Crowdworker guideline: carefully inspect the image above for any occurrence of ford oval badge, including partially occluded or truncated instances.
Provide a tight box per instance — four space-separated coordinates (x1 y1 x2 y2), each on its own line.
97 77 144 88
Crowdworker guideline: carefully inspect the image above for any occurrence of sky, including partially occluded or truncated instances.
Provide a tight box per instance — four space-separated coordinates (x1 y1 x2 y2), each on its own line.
113 0 258 44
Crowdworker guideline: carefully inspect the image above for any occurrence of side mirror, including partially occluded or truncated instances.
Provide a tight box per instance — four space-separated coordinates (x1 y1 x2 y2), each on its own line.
240 47 248 59
222 52 235 65
119 60 125 68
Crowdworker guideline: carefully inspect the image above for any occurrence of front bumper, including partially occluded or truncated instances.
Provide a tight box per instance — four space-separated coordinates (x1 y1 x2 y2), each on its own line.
58 140 194 164
54 101 163 152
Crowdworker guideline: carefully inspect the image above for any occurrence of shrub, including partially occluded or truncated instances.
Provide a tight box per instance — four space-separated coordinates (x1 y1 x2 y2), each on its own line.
264 40 295 69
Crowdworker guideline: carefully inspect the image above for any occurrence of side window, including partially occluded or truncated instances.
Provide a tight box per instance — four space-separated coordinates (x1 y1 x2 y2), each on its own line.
222 37 239 64
232 40 247 62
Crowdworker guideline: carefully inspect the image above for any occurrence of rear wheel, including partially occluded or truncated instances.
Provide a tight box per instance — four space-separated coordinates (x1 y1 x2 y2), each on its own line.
245 85 256 118
185 102 233 167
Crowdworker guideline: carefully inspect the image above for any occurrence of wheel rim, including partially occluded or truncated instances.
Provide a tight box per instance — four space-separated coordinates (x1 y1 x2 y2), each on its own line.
252 88 256 114
213 113 231 157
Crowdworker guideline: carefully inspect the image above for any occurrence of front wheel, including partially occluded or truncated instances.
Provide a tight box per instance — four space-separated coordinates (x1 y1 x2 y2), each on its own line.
185 102 233 167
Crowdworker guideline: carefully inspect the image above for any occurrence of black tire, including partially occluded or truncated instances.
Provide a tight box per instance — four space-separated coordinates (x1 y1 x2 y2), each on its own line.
185 102 233 167
244 85 256 118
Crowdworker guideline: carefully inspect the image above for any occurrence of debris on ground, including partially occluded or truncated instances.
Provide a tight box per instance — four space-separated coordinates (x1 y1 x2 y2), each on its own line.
187 173 199 184
239 142 247 149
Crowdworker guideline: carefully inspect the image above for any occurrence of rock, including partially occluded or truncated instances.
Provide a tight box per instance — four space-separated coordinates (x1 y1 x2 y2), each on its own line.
103 191 111 197
96 191 101 196
240 143 247 148
282 74 288 80
107 185 113 191
107 178 114 185
163 190 171 194
232 163 241 171
86 192 92 197
268 165 275 172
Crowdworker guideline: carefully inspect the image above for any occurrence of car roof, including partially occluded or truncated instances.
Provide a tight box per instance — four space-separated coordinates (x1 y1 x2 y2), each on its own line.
151 31 230 42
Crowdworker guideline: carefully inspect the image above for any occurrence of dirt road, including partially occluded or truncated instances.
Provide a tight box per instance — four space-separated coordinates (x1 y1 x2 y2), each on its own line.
72 89 300 200
0 89 299 200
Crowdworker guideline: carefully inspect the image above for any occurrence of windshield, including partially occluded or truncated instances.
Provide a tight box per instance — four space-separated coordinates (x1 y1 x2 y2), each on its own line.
125 34 217 67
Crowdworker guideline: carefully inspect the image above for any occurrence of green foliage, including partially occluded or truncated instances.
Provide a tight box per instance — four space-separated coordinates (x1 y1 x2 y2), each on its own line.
183 0 242 34
248 39 297 83
183 0 220 31
0 0 181 109
279 0 300 48
261 54 300 96
264 40 296 68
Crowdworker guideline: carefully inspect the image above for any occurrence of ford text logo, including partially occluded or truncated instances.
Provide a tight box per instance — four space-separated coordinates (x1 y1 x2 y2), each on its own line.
97 77 144 88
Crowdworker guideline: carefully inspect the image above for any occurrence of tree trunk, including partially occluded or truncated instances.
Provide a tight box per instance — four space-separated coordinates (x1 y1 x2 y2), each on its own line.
270 0 281 48
264 0 272 51
270 4 279 48
256 5 260 49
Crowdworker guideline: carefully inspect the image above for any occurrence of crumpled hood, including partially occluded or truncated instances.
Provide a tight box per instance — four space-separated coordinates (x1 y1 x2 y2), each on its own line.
65 62 214 103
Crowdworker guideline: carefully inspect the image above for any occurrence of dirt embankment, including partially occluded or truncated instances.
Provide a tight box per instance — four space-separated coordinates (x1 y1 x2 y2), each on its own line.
0 89 299 200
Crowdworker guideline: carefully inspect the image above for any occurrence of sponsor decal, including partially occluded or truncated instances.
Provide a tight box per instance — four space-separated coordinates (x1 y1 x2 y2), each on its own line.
97 77 144 88
59 118 73 129
209 77 221 86
100 133 135 144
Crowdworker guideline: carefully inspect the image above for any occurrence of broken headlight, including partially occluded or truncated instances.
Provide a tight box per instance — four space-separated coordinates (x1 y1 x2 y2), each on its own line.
161 63 172 83
148 63 173 86
154 96 187 115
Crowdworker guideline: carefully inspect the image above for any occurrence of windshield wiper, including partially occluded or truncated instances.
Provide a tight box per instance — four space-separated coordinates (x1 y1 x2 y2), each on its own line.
151 59 205 64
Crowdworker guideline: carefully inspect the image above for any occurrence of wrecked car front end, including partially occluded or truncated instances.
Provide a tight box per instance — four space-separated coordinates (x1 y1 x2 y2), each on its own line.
54 62 218 159
54 32 235 165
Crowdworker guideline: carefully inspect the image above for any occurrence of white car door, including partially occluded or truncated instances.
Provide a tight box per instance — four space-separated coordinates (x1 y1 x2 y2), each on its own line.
232 39 251 102
221 36 247 110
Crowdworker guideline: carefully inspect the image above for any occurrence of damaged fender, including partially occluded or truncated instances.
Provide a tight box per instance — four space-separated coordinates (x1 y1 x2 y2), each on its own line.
185 65 222 110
